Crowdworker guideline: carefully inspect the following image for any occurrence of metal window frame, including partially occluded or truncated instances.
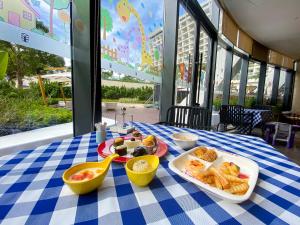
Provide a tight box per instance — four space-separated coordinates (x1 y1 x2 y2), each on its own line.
71 1 95 136
283 70 295 110
160 0 179 122
271 67 280 105
161 0 219 122
238 58 249 106
256 62 267 105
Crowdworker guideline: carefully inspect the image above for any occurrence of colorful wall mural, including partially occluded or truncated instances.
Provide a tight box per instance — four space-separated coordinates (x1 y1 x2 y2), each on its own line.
101 0 164 79
0 0 70 57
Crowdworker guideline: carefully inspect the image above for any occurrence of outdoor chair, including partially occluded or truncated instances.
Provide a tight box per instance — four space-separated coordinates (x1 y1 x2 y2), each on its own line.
217 105 254 135
159 105 210 130
272 122 292 147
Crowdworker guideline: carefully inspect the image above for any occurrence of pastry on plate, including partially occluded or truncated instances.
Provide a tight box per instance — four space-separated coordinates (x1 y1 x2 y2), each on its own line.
125 138 141 149
194 146 217 162
132 146 147 157
132 130 142 140
113 137 124 147
115 145 127 156
185 159 204 177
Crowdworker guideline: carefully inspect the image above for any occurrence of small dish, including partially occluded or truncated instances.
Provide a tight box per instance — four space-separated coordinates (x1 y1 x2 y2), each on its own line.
62 154 119 194
125 155 159 187
171 132 199 149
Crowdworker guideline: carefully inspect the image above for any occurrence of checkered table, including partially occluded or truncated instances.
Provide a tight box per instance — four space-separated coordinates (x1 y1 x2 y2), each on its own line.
0 122 299 225
245 109 272 128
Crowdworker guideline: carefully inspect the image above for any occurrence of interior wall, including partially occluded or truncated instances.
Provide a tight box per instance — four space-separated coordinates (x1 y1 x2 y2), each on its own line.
292 62 300 112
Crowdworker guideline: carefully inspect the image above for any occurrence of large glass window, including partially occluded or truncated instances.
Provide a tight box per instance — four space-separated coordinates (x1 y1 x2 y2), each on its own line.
263 65 275 104
197 0 220 29
0 2 72 137
212 46 226 110
174 5 196 106
195 28 212 107
229 54 242 105
245 61 260 107
100 0 164 124
277 69 287 106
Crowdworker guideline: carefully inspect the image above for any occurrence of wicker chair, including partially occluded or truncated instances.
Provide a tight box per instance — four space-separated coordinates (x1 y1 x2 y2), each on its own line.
159 106 210 130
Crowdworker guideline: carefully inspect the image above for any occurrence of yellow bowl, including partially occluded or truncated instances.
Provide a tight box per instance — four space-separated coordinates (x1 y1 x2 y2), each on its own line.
125 155 159 187
62 154 118 194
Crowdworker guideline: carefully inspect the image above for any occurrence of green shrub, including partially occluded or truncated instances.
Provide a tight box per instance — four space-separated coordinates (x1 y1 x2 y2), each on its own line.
101 85 153 101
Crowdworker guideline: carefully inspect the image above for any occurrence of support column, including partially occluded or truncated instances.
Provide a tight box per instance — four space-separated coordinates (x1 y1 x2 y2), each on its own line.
160 0 179 122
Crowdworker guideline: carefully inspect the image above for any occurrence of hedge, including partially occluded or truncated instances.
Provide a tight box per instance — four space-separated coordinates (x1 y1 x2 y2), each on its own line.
101 85 153 101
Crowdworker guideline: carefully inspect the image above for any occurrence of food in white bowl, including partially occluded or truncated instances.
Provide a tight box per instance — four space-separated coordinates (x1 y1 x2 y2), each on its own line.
171 132 199 149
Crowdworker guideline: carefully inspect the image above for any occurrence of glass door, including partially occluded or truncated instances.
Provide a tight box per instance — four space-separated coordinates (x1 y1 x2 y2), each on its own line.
194 27 213 107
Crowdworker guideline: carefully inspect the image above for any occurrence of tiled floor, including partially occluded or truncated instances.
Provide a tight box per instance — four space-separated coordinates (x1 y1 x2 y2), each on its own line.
274 135 300 166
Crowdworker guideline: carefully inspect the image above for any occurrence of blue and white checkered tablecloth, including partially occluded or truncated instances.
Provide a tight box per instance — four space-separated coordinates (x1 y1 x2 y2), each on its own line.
245 109 272 128
0 122 299 225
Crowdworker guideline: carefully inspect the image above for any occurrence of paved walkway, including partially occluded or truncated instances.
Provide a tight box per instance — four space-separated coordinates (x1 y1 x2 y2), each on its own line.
102 103 160 124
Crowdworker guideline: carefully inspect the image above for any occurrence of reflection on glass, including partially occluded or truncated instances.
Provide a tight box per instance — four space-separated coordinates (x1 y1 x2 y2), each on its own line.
174 5 196 106
213 46 226 110
195 28 211 107
197 0 219 29
277 70 287 106
101 0 164 77
245 61 260 108
229 55 242 105
263 65 275 104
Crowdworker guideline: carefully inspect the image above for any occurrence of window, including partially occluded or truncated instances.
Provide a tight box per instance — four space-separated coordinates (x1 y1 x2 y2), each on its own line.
277 69 287 106
23 11 32 21
263 65 275 104
229 54 242 105
0 2 71 138
197 0 220 29
174 5 196 106
245 61 260 107
213 46 226 110
195 28 212 107
100 0 164 124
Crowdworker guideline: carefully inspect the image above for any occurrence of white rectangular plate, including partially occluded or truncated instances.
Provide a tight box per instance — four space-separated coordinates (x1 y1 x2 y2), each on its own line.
168 147 259 203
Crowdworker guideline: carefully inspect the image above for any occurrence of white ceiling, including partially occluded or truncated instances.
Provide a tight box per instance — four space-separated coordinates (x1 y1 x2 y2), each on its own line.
222 0 300 60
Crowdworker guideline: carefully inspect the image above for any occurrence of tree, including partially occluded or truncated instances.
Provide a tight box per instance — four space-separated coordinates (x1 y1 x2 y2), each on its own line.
0 51 8 80
101 8 113 40
101 71 113 80
0 40 65 88
36 20 49 33
43 0 70 36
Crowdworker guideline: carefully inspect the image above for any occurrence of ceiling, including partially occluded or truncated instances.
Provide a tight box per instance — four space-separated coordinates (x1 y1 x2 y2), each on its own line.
221 0 300 60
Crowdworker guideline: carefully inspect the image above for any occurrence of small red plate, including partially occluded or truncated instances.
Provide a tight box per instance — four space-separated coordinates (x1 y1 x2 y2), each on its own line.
97 136 168 163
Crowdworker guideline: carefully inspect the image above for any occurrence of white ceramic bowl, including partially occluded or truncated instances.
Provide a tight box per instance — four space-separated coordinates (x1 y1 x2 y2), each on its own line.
171 132 199 149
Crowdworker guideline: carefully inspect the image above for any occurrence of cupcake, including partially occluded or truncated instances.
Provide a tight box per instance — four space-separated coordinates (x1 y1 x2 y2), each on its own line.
113 137 124 147
115 145 127 156
132 130 142 140
132 146 147 157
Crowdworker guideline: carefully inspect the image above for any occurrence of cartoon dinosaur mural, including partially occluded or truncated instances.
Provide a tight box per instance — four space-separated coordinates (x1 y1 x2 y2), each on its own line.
116 0 153 67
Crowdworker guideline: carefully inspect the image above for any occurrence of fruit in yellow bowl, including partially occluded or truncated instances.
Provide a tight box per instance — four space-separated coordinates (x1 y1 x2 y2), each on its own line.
125 155 159 187
62 154 119 194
